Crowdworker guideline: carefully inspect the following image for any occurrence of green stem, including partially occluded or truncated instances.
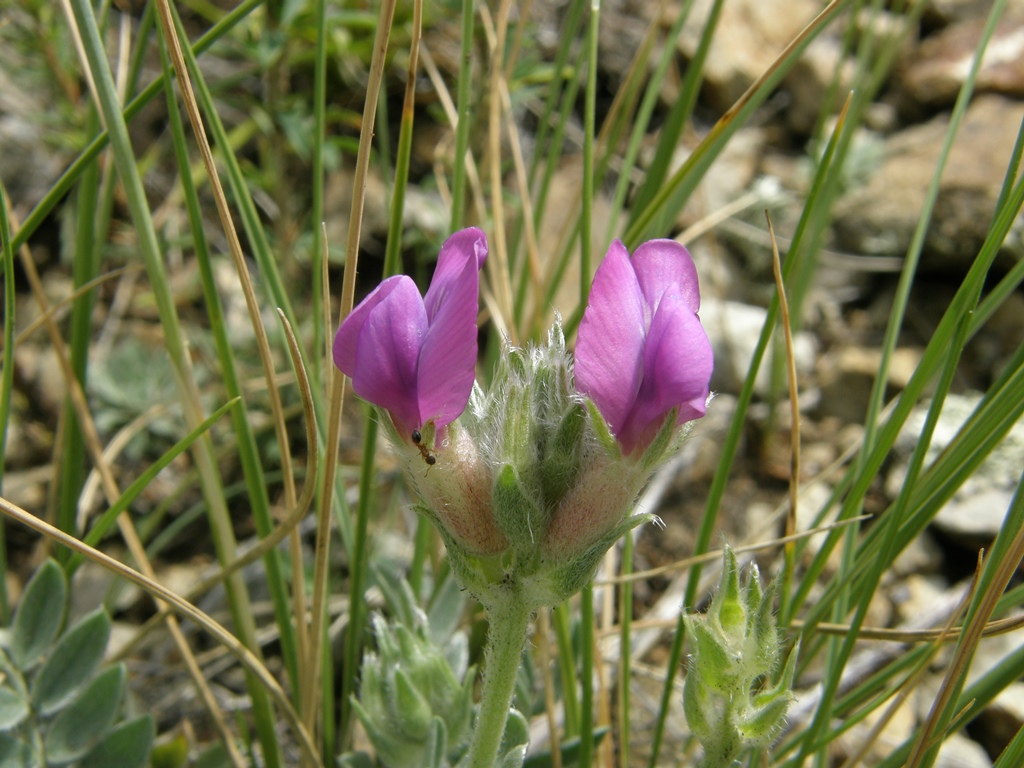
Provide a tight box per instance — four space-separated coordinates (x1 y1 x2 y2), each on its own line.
467 591 532 768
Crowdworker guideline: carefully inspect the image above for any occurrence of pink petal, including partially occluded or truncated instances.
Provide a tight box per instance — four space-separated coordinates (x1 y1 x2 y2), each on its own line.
350 278 428 435
417 246 482 429
423 227 488 323
333 275 408 375
619 299 712 453
574 241 646 435
631 239 701 314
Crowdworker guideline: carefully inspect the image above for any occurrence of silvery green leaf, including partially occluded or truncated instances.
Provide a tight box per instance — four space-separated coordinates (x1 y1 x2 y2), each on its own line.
0 732 35 768
426 568 467 653
423 717 449 768
10 560 66 671
31 608 110 716
496 709 528 768
0 688 28 732
335 751 375 768
78 715 153 768
44 664 125 762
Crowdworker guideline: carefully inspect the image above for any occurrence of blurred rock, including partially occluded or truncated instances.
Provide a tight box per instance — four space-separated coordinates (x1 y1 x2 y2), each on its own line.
673 0 821 111
975 682 1024 759
672 127 766 234
924 0 1021 26
833 95 1024 273
700 298 817 396
815 346 922 424
784 35 855 136
0 46 68 212
899 12 1024 107
886 393 1024 540
934 733 993 768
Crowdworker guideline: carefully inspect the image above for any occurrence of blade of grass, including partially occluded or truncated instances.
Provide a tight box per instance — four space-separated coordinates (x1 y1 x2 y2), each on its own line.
384 0 429 601
794 0 1009 641
767 213 801 623
0 185 14 622
66 397 240 573
156 0 304 703
310 0 330 394
626 0 720 233
11 0 264 255
66 0 282 761
322 0 398 749
162 5 356 569
601 0 696 247
645 88 854 768
617 534 633 768
578 0 599 307
450 0 477 230
9 161 251 764
56 2 152 554
553 601 580 740
624 0 850 248
791 150 1024 636
909 478 1024 768
55 114 102 552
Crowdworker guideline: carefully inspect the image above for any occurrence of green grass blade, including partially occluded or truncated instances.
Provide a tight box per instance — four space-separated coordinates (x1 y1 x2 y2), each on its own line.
626 0 718 231
624 0 850 247
158 31 300 695
450 0 476 231
0 185 14 622
11 0 264 255
69 0 282 761
66 398 241 575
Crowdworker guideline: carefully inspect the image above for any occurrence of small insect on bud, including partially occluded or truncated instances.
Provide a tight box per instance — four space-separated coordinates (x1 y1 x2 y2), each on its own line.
411 429 436 466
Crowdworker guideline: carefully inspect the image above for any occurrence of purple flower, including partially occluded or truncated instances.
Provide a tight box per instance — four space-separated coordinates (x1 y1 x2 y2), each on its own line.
333 228 488 438
574 239 712 456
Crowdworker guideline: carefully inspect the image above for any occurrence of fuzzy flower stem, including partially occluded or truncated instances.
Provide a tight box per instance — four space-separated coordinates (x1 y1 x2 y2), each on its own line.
466 589 532 768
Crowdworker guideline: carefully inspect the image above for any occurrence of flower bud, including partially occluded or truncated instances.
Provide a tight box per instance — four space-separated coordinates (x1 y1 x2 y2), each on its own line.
682 546 797 768
352 612 474 768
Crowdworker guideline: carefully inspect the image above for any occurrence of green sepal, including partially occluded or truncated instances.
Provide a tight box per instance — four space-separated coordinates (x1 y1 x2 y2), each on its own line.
416 504 509 602
533 512 655 606
751 580 781 675
10 559 67 671
538 403 586 507
687 614 741 692
498 359 533 467
492 465 546 561
350 696 420 768
583 400 620 457
637 406 681 472
31 608 110 716
739 688 794 747
714 547 745 637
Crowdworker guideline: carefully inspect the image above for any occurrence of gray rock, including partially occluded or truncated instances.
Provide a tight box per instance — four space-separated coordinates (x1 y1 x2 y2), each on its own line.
674 0 821 111
833 95 1024 273
699 298 817 396
899 12 1024 107
886 393 1024 540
